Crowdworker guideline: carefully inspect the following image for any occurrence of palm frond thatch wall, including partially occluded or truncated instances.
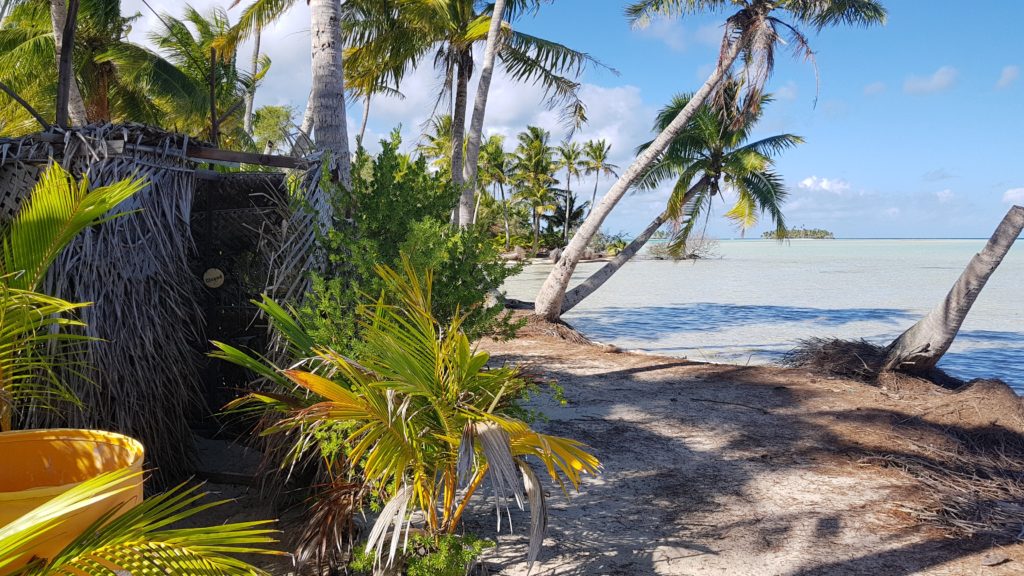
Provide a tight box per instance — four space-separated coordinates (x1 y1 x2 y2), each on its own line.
0 124 324 486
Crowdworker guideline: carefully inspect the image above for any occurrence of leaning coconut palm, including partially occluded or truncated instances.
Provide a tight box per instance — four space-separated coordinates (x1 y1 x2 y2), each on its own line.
0 163 144 430
460 0 508 228
883 206 1024 375
582 139 619 217
340 0 417 145
230 259 598 570
534 0 887 321
148 5 266 149
0 468 282 575
559 83 802 314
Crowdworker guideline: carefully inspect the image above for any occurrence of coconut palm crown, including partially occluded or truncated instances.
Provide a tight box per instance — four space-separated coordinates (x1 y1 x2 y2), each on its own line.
637 78 803 253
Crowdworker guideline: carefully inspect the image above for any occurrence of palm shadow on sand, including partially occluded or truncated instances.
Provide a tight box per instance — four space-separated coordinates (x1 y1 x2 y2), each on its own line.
470 347 1023 575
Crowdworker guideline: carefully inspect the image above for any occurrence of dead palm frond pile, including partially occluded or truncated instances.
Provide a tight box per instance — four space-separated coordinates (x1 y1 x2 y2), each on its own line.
0 124 324 485
781 337 887 382
864 428 1024 540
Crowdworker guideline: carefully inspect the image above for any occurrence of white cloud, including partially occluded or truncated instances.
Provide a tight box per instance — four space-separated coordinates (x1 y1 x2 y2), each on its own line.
638 19 687 52
636 20 721 53
1003 188 1024 204
935 189 954 204
883 207 901 218
775 81 798 101
863 81 886 96
798 176 851 194
904 66 958 94
996 65 1020 89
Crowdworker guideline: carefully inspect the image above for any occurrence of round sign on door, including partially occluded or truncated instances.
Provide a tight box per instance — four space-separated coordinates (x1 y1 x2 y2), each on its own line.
203 268 225 288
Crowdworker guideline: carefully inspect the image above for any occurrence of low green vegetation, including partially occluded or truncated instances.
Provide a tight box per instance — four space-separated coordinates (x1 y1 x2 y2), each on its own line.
763 227 835 239
301 131 522 353
215 258 600 571
348 529 493 576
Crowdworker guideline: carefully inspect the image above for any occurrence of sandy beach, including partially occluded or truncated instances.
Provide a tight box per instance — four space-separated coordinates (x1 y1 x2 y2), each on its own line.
465 316 1024 575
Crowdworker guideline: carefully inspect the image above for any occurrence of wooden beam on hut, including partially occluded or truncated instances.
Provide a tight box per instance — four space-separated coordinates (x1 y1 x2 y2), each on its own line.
185 145 302 169
11 131 304 170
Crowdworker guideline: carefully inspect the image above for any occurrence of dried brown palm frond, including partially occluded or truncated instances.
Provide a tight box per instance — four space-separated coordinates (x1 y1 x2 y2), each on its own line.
781 337 887 382
864 429 1024 539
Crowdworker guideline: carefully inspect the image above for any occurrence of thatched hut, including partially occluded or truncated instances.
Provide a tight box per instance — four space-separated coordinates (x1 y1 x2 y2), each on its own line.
0 124 324 484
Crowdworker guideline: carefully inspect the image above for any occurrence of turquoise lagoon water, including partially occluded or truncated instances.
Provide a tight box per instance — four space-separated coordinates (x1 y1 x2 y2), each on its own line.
503 239 1024 392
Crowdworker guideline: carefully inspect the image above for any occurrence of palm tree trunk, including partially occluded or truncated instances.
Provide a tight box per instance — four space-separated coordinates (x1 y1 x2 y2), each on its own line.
560 177 705 313
51 0 87 127
532 212 539 255
451 50 471 226
358 94 371 144
883 205 1024 374
561 210 668 314
587 173 599 218
290 90 315 156
243 25 261 135
473 184 482 223
533 38 742 321
499 181 510 250
309 0 351 186
563 176 573 245
461 0 507 228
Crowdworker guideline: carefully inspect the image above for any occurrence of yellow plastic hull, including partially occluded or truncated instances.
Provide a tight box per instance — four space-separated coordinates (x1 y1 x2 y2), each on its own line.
0 429 144 570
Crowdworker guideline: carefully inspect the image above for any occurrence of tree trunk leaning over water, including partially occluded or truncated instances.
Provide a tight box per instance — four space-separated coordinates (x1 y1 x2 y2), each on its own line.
52 0 87 127
533 39 742 321
560 177 706 313
461 0 507 228
883 205 1024 374
450 51 471 226
309 0 351 186
562 209 667 313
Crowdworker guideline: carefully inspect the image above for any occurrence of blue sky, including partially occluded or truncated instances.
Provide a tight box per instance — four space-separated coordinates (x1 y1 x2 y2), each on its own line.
124 0 1024 238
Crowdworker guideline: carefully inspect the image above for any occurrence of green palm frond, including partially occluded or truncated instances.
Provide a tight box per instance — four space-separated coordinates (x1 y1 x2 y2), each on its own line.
219 0 298 56
0 164 144 429
783 0 887 29
1 164 147 291
738 133 805 157
237 257 599 568
0 468 282 576
0 281 87 429
625 0 731 28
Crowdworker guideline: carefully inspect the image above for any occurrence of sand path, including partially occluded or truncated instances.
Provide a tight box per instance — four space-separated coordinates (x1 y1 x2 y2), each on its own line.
471 325 1024 575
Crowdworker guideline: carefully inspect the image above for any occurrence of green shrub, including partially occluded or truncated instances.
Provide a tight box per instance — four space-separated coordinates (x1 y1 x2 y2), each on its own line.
349 534 493 576
401 219 523 340
300 131 520 352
